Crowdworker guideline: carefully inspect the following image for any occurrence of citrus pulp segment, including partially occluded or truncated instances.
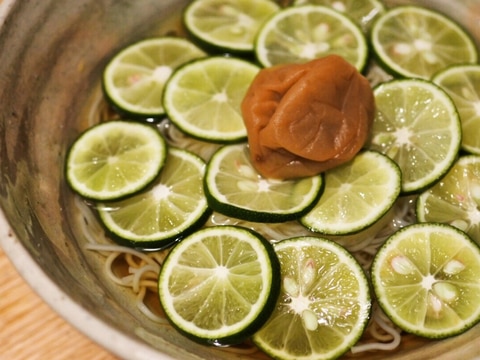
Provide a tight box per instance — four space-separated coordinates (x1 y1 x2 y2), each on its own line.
370 6 478 80
301 150 401 235
254 4 368 70
102 37 206 120
163 56 260 143
158 225 280 345
433 64 480 155
183 0 280 53
66 120 166 201
367 78 462 193
371 223 480 339
292 0 385 32
416 155 480 246
97 148 209 249
204 144 324 222
253 236 371 360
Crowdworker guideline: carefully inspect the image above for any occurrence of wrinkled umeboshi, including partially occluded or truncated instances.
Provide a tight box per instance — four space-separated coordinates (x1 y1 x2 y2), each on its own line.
242 55 375 179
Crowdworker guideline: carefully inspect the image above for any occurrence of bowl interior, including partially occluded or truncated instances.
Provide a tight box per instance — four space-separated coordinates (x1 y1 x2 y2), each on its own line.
1 0 480 359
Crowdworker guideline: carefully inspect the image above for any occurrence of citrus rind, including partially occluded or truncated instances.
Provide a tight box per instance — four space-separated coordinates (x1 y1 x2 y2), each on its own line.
416 155 480 246
368 78 462 193
370 6 478 79
371 223 480 339
158 225 280 345
183 0 280 53
433 64 480 155
163 57 259 143
66 120 167 201
255 4 368 70
301 150 401 235
97 148 210 249
204 144 324 222
254 236 371 359
292 0 386 33
102 37 206 120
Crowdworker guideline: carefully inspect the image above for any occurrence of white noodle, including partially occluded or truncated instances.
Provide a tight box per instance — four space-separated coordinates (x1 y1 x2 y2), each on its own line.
129 264 159 293
134 286 169 324
103 251 130 286
157 119 221 161
85 243 161 270
351 308 402 353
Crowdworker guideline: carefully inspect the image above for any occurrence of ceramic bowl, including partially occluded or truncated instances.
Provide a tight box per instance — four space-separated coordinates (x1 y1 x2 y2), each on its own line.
1 0 479 359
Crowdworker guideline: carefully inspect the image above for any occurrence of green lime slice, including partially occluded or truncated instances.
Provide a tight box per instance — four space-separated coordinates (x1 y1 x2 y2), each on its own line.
158 225 280 345
254 4 368 70
433 64 480 155
97 148 209 249
370 6 478 80
66 120 167 201
367 78 462 193
292 0 385 32
417 155 480 246
204 144 324 222
183 0 280 53
371 223 480 339
253 236 371 359
301 150 401 235
163 56 260 143
102 37 206 120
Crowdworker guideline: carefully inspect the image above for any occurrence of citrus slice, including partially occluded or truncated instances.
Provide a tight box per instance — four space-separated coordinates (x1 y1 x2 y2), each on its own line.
254 5 368 70
204 144 324 222
370 6 478 80
416 155 480 246
292 0 385 32
97 148 209 249
158 225 280 345
183 0 280 53
301 150 401 235
102 37 206 120
367 78 462 193
66 120 167 201
253 236 371 360
433 64 480 155
163 56 260 143
371 222 480 339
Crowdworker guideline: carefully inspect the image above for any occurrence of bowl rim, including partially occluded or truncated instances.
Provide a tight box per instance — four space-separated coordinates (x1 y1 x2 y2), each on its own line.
0 1 479 359
0 1 174 357
0 209 173 360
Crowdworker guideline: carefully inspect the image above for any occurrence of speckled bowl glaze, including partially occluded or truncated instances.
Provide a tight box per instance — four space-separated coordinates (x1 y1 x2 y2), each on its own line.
1 1 480 359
